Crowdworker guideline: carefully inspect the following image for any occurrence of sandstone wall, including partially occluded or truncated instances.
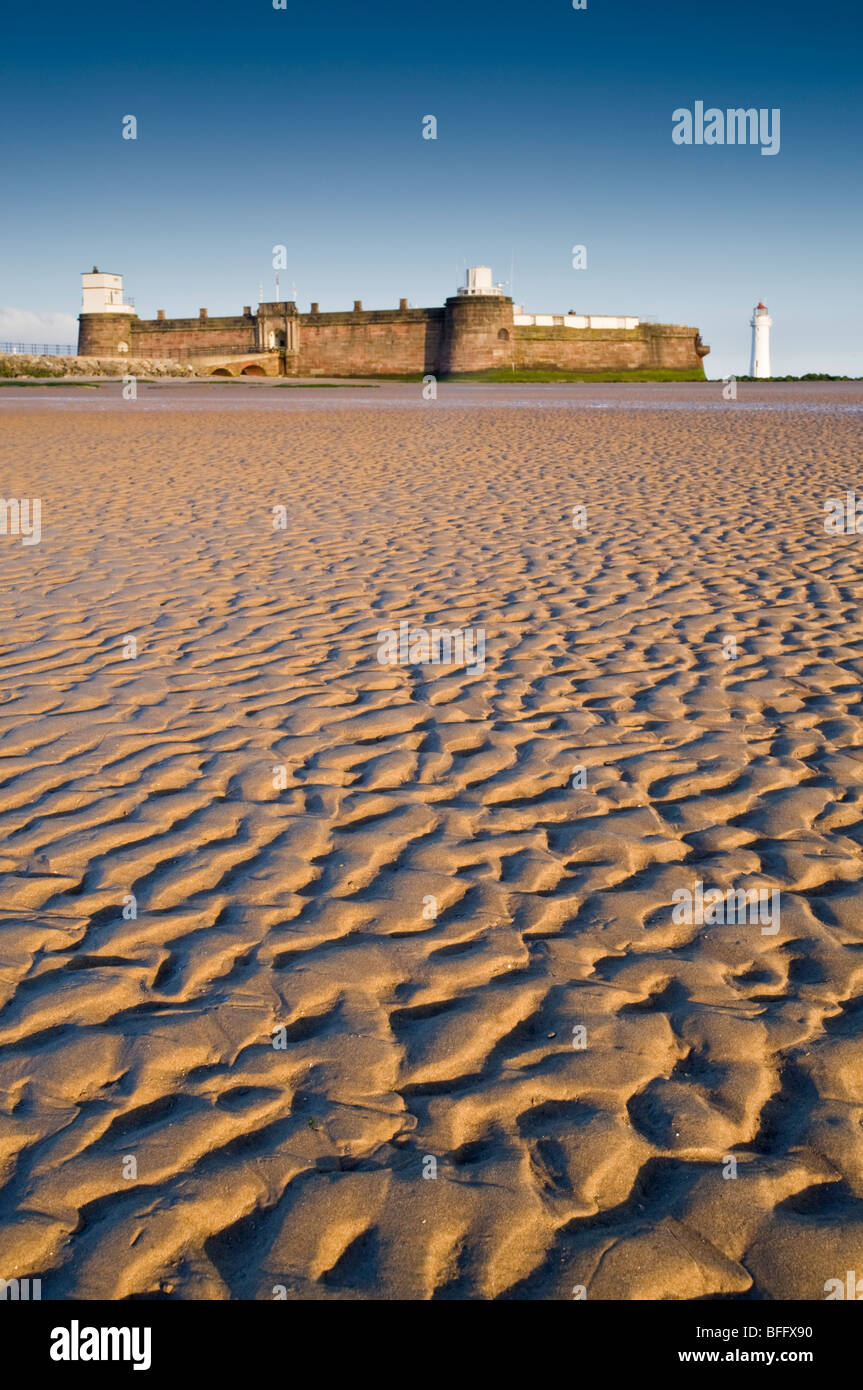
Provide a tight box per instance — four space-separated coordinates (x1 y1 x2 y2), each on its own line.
440 296 514 373
80 301 707 376
78 312 136 357
130 316 255 358
296 310 443 376
514 323 706 373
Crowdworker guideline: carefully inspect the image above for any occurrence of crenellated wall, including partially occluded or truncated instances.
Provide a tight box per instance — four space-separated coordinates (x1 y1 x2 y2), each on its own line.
514 323 708 373
298 308 444 376
129 314 255 358
79 294 708 375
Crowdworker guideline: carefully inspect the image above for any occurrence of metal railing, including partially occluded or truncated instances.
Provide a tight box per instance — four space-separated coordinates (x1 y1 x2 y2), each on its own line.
0 342 76 356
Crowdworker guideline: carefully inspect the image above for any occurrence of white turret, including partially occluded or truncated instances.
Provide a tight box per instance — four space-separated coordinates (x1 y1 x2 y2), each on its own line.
458 266 504 297
81 268 133 314
750 301 772 378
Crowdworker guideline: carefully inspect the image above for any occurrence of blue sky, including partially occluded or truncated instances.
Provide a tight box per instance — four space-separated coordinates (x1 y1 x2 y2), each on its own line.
2 0 860 376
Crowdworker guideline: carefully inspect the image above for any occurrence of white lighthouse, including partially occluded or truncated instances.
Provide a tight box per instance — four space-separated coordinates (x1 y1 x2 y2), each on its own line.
750 301 772 378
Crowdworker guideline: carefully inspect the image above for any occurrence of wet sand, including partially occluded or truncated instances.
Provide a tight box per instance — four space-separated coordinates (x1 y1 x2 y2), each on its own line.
1 384 862 1299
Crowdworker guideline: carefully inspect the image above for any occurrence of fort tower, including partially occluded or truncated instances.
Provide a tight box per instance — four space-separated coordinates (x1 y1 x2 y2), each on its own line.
442 267 513 373
77 269 137 356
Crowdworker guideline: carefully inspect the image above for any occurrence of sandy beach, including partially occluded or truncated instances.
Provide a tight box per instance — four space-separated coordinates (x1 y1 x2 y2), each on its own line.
1 381 862 1300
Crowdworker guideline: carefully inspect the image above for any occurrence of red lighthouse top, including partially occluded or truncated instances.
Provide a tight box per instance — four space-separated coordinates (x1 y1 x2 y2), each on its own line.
756 302 767 309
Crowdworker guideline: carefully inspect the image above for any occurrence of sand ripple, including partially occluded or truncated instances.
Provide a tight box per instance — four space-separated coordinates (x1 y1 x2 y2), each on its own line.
0 394 862 1299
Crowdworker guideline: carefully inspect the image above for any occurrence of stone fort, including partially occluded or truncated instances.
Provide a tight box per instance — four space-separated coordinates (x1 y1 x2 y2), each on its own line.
77 266 709 376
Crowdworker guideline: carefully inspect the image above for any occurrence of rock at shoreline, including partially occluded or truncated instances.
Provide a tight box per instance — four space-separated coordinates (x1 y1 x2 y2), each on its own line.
0 353 197 379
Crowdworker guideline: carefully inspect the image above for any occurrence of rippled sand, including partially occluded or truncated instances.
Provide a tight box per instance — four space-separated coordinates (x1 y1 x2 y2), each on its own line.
1 384 862 1300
